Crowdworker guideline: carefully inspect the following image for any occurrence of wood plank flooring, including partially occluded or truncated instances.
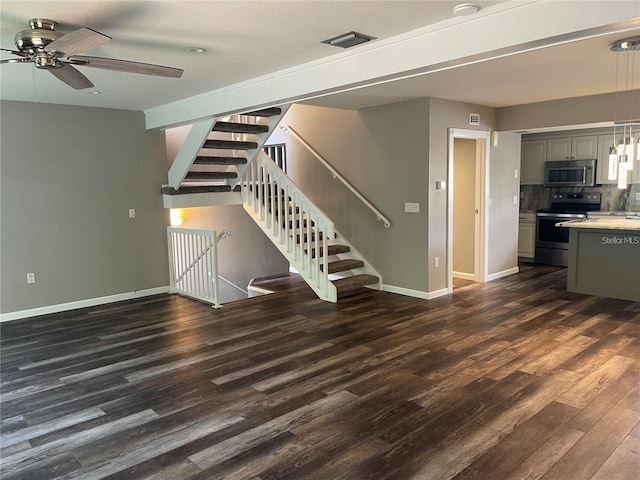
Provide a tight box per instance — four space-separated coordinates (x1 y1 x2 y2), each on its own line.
1 264 639 479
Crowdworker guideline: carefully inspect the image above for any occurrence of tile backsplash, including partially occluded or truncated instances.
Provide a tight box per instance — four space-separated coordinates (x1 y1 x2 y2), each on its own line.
520 184 640 212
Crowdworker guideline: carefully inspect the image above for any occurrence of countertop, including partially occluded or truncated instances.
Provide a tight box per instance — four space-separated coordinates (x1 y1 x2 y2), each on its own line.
557 217 640 231
588 211 640 217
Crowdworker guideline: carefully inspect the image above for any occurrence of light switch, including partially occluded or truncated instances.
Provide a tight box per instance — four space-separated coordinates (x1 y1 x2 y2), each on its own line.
129 208 136 219
405 202 420 213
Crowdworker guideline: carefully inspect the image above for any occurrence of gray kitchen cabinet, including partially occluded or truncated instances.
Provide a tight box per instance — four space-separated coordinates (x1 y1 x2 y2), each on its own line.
547 136 598 161
518 212 536 259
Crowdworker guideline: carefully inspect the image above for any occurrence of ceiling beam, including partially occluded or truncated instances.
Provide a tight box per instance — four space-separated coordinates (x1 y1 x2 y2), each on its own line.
145 1 640 130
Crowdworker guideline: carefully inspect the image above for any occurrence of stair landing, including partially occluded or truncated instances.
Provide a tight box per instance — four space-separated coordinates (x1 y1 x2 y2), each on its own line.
249 272 379 299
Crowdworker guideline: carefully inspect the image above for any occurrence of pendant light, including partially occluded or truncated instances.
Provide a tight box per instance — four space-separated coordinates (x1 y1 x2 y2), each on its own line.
608 36 640 189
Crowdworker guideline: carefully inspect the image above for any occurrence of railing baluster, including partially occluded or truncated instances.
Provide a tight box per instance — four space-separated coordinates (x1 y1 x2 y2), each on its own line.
238 150 341 301
167 227 223 307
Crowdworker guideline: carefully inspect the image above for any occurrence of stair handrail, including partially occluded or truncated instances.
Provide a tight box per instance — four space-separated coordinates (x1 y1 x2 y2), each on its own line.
279 124 391 228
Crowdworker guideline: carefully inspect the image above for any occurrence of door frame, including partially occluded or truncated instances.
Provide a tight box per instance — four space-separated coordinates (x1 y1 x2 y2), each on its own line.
447 128 490 292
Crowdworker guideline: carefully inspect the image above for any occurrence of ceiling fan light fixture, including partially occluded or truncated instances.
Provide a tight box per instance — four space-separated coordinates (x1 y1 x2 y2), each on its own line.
610 36 640 52
453 3 480 16
321 31 376 49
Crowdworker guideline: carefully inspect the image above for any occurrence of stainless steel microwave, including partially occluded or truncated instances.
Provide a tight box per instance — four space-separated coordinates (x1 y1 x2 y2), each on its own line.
543 159 596 187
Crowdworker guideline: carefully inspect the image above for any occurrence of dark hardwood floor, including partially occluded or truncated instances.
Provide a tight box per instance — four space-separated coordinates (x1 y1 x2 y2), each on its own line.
1 264 639 479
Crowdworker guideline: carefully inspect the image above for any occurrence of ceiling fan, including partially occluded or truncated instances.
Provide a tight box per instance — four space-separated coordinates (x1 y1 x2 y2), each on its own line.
0 18 184 90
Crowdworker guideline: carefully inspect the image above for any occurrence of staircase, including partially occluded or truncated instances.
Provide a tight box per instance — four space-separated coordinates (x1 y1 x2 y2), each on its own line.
161 106 381 302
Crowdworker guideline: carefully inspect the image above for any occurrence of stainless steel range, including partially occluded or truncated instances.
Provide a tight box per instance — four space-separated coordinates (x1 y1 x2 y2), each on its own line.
535 192 601 267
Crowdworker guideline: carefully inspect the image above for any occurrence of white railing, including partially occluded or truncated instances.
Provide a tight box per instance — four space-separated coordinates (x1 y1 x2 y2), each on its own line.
167 227 231 308
279 124 391 228
241 151 337 302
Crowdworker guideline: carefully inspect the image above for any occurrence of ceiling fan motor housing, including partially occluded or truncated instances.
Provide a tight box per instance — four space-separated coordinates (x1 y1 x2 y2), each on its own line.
14 18 62 54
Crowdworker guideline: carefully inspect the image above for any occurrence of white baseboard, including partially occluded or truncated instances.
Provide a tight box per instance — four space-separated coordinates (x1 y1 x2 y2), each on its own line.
0 286 170 323
487 266 520 282
382 284 451 300
452 271 475 281
426 287 451 299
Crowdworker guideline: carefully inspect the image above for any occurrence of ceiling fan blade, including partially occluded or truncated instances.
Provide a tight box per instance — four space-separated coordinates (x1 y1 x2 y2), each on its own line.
1 47 29 57
45 28 111 57
49 63 94 90
0 58 30 64
70 55 183 78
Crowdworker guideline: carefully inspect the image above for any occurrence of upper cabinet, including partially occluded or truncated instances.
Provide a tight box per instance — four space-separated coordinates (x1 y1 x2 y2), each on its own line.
547 135 598 161
521 140 547 185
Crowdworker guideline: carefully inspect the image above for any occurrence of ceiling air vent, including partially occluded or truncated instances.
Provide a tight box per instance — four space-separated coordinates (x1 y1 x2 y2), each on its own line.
321 31 376 49
469 113 480 126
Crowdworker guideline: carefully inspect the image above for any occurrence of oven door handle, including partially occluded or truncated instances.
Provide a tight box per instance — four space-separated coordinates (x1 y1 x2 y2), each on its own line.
536 213 584 218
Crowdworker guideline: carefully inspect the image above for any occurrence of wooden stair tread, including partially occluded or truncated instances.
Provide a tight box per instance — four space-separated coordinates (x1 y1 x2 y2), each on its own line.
185 171 237 179
212 121 269 134
309 244 350 258
322 259 365 274
244 107 282 117
333 274 379 293
161 185 232 195
194 156 247 165
203 139 258 150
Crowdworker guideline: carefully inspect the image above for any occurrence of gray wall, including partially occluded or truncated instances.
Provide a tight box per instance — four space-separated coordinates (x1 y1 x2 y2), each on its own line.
1 101 169 314
488 132 522 275
175 205 290 302
497 90 640 131
270 100 431 292
427 97 500 292
271 98 520 295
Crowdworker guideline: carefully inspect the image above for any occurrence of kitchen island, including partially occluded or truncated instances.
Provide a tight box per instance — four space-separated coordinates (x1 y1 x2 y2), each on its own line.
557 217 640 302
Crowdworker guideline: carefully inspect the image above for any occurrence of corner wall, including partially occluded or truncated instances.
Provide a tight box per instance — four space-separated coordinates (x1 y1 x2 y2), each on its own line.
428 97 499 292
1 101 170 316
271 98 520 297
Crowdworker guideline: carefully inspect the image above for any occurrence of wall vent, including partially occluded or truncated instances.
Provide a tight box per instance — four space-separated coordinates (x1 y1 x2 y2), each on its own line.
469 113 480 126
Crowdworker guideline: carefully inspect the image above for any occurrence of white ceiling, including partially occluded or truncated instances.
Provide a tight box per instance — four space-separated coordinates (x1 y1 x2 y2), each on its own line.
0 1 639 114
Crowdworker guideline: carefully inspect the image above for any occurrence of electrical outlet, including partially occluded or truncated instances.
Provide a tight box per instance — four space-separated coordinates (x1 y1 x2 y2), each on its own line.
26 273 36 284
129 208 136 219
434 257 439 268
